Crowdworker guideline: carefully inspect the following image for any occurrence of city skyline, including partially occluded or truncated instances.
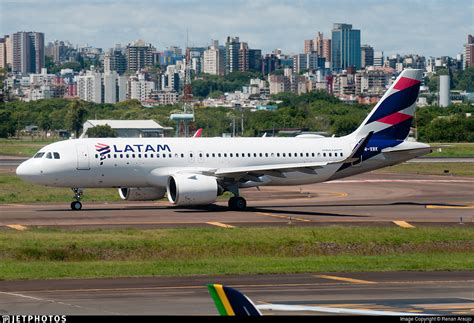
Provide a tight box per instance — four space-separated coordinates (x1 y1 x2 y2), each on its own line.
1 0 472 58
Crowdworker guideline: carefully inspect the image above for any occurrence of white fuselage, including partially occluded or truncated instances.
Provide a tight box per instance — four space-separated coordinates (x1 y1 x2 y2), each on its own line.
16 137 430 190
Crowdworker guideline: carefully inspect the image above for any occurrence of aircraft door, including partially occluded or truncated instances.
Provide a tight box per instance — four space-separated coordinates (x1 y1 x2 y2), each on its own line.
76 144 91 170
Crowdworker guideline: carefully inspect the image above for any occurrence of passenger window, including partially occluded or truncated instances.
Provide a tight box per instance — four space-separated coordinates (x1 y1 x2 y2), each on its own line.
157 153 160 158
341 152 343 157
283 153 286 157
114 154 117 158
144 154 147 158
224 153 227 157
120 154 123 158
199 153 203 158
132 154 135 158
45 152 52 159
218 153 221 157
212 153 216 158
329 153 332 157
265 153 268 157
306 153 309 157
230 153 233 157
253 153 257 157
247 153 251 157
277 153 280 157
95 154 99 158
138 154 141 158
126 154 130 158
289 153 292 157
236 153 239 157
323 153 326 157
181 153 184 158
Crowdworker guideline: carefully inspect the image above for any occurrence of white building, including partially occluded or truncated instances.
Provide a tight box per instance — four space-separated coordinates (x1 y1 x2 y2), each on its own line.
76 70 102 103
29 68 55 86
81 119 166 138
103 71 127 103
203 45 225 76
130 74 155 102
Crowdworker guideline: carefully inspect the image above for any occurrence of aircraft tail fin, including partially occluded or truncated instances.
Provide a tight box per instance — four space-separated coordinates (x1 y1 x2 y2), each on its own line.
350 68 423 141
207 284 262 316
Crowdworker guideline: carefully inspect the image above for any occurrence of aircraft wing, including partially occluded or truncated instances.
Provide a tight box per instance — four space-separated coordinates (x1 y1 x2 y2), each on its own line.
212 161 330 178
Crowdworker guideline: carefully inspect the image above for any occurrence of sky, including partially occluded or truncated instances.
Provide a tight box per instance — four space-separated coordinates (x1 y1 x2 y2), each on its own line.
1 0 473 58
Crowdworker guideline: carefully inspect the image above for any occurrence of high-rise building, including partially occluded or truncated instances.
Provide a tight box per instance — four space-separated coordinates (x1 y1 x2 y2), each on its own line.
126 39 155 72
11 31 45 74
76 70 102 103
292 53 323 73
104 47 127 75
464 34 474 69
361 44 374 68
248 49 262 72
0 37 7 69
129 73 155 102
322 39 331 63
239 42 249 72
374 51 384 67
331 23 361 71
225 36 240 74
203 42 225 76
304 39 314 54
261 54 280 75
103 71 127 103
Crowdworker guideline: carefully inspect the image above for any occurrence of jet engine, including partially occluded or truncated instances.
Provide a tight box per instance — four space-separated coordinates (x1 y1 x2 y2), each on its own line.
118 187 166 201
167 174 218 206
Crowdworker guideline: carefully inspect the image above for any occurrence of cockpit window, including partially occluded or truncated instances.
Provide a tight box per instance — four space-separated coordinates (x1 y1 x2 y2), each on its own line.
53 152 60 159
34 152 45 158
45 152 52 159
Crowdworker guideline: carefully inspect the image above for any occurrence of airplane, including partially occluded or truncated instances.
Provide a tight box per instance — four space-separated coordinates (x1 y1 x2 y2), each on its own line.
16 69 431 211
207 283 433 316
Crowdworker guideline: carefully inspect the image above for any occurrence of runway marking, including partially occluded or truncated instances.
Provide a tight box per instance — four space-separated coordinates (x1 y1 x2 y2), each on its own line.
426 205 474 209
6 224 28 231
9 279 474 294
256 212 312 223
206 222 236 228
316 275 376 284
393 221 415 229
0 291 121 314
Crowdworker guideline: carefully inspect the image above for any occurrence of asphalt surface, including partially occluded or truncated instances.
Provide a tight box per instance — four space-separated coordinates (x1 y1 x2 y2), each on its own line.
1 173 473 230
0 272 472 315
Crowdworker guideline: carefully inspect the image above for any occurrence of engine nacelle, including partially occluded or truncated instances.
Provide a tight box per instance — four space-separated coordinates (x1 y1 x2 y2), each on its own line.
167 174 218 206
118 187 166 201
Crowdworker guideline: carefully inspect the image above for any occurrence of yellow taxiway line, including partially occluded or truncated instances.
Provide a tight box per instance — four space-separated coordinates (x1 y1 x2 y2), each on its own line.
256 212 312 223
316 275 376 284
6 224 28 231
426 205 474 209
393 221 415 229
206 222 236 228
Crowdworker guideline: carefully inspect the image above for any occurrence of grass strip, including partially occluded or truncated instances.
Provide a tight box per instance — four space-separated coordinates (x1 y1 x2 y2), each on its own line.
0 227 472 280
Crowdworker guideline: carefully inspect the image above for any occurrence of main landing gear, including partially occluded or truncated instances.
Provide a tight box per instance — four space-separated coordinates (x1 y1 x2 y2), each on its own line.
70 188 83 210
228 196 247 211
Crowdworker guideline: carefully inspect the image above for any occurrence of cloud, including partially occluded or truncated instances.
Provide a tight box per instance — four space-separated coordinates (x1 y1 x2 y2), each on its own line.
1 0 472 57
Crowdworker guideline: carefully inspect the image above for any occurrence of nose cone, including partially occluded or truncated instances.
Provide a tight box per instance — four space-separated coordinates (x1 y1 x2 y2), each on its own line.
16 159 40 182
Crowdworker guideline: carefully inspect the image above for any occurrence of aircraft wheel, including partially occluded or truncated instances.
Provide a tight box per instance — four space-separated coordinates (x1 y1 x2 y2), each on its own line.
71 201 82 211
229 196 246 211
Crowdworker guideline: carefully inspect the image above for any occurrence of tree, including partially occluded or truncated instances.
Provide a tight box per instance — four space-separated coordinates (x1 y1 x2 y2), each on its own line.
85 124 117 138
0 110 16 138
65 100 88 138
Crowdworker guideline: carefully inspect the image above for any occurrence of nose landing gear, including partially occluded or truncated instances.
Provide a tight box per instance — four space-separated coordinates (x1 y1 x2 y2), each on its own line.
70 188 83 210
